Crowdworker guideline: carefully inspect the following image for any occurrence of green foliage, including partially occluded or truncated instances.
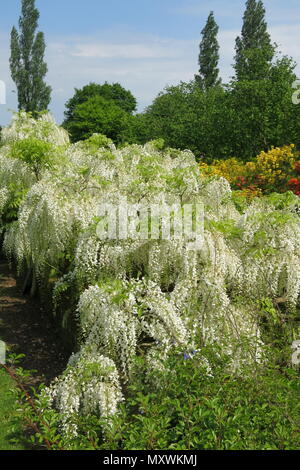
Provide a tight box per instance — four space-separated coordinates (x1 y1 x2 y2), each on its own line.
64 82 137 122
10 0 51 114
14 346 300 450
139 82 232 159
2 1 300 452
140 48 299 161
85 133 114 150
234 0 275 81
206 219 243 240
17 384 105 450
0 364 26 450
134 1 300 160
2 182 28 225
63 82 137 143
228 56 298 160
266 191 300 211
0 112 299 450
195 11 221 90
63 94 135 144
103 348 300 451
10 137 57 180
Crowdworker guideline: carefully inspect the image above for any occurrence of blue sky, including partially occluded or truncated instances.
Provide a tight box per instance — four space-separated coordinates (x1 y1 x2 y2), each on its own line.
0 0 299 125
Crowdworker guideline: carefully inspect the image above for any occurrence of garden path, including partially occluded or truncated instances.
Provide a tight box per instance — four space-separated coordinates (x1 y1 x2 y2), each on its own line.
0 256 69 385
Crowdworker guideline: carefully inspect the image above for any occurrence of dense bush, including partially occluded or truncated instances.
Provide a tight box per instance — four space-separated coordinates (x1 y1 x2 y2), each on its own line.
106 349 300 450
200 145 300 198
16 346 300 450
136 54 300 161
63 83 137 144
0 112 300 448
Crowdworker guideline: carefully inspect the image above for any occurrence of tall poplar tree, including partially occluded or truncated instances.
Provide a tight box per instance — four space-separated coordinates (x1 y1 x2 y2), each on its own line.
10 0 51 114
195 12 221 90
234 0 274 80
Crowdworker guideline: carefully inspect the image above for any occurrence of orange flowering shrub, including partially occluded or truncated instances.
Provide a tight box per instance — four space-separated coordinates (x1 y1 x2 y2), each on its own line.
200 145 300 197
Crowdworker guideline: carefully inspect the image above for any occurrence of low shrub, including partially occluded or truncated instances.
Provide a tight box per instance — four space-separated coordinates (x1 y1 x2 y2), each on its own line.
15 346 300 450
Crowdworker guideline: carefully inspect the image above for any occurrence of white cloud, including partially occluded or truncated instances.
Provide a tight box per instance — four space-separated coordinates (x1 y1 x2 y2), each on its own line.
43 35 198 119
270 25 300 66
72 43 182 59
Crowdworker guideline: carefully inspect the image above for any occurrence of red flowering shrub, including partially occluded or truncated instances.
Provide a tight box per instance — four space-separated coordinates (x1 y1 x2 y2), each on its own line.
294 162 300 174
288 178 300 196
201 146 300 198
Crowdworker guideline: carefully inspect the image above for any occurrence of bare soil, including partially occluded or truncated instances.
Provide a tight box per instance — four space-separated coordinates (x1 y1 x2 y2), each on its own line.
0 256 69 385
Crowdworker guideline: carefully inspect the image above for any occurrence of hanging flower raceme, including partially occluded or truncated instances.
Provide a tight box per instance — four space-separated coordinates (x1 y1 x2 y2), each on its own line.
1 114 300 438
44 349 123 437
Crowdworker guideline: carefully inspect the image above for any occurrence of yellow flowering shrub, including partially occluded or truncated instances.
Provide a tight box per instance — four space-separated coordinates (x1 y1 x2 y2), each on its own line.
254 145 296 189
200 145 300 197
199 158 246 183
235 187 263 201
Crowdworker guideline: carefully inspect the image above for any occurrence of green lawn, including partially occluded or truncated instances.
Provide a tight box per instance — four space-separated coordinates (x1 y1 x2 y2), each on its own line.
0 367 26 450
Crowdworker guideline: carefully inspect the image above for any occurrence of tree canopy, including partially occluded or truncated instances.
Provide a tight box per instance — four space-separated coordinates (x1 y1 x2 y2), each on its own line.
63 82 137 143
64 94 134 144
10 0 51 113
195 11 221 90
234 0 275 80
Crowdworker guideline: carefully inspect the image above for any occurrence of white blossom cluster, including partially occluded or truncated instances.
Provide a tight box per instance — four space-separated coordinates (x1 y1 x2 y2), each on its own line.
44 350 123 437
0 112 69 228
77 278 190 380
1 113 300 436
0 153 35 222
0 187 9 217
237 198 300 307
1 111 69 146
